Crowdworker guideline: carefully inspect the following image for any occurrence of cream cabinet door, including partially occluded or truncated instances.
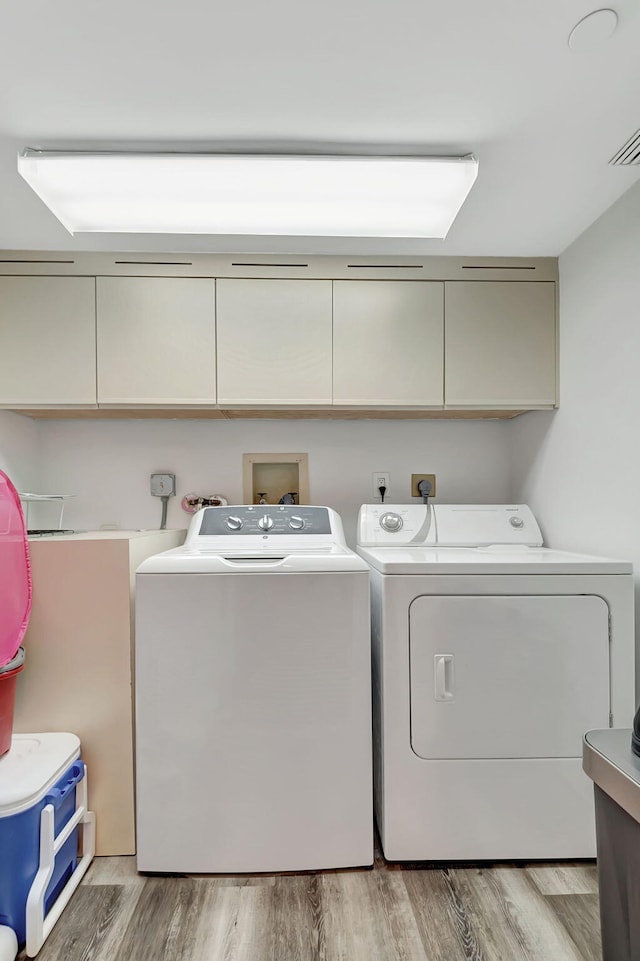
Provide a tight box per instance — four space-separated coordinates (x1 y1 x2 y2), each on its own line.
0 277 96 406
216 280 332 405
333 281 444 405
445 282 556 407
97 277 216 405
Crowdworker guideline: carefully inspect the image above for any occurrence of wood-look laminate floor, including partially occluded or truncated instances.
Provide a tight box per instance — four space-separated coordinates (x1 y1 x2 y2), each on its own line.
23 854 602 961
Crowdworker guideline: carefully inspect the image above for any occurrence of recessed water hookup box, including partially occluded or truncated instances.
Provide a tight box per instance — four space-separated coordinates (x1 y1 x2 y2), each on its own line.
242 453 310 506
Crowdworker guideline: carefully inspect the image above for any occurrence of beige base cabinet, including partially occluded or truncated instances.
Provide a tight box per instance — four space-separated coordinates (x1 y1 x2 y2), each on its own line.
0 277 96 406
14 529 185 855
97 277 216 405
445 281 557 408
216 279 333 405
333 281 444 405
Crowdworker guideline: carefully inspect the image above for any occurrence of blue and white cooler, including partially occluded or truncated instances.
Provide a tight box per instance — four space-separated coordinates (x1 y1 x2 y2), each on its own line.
0 733 95 960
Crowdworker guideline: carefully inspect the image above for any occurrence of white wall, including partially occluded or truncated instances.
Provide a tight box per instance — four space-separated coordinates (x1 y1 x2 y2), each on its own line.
0 410 40 492
37 417 510 546
510 177 640 559
509 178 640 700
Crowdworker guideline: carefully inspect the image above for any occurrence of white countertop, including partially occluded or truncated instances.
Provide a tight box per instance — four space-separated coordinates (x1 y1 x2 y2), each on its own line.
28 529 186 542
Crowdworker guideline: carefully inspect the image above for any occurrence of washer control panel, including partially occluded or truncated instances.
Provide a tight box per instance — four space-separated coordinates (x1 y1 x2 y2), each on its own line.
198 505 331 536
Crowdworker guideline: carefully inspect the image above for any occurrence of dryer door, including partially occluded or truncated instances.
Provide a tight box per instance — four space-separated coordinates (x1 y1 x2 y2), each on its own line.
409 594 610 760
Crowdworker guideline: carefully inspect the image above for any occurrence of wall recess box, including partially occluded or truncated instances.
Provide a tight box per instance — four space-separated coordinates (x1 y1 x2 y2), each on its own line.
243 453 310 506
411 473 437 497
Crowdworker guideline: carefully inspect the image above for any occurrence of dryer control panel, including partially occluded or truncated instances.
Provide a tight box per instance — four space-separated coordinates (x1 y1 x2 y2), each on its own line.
358 504 543 547
358 505 436 547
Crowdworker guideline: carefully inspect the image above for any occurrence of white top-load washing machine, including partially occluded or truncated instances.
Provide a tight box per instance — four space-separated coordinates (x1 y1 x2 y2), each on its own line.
135 505 372 873
357 503 634 861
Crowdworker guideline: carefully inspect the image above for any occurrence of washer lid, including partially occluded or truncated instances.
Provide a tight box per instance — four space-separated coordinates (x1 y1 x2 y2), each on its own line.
138 504 370 573
357 544 632 575
138 544 369 574
0 733 81 815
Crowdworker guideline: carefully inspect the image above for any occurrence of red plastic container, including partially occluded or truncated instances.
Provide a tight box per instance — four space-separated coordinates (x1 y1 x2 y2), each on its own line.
0 648 25 756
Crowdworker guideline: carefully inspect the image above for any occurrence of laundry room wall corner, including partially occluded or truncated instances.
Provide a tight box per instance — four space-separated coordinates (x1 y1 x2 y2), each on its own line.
508 177 640 693
0 410 41 492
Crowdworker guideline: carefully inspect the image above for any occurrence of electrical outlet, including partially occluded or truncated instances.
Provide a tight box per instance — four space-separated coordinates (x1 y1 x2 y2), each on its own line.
372 472 390 500
411 473 436 497
150 473 176 497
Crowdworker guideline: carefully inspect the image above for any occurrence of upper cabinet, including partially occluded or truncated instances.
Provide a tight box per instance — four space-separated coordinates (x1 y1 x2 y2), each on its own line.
333 281 444 406
96 277 216 405
0 277 96 406
0 256 558 416
216 280 333 405
444 281 557 408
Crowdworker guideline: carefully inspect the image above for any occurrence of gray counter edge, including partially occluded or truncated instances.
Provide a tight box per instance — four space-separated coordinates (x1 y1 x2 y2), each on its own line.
583 730 640 825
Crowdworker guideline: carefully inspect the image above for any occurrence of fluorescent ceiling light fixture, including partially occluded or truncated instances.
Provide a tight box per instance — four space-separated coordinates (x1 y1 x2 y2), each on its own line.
17 150 478 238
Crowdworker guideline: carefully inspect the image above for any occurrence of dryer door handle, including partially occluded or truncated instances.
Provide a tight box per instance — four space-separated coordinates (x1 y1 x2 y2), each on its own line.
434 654 455 701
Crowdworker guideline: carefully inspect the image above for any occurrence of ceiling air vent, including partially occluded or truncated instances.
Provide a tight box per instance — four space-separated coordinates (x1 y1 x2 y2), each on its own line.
114 260 193 266
231 262 309 268
609 129 640 165
346 263 423 269
462 265 536 271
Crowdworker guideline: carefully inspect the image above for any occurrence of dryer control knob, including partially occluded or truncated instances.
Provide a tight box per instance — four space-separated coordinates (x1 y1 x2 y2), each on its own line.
509 516 524 529
226 515 243 530
289 516 305 530
380 512 403 533
258 515 274 531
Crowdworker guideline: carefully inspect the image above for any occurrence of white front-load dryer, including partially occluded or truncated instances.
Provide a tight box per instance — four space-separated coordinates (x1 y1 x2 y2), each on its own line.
135 505 372 873
357 503 634 861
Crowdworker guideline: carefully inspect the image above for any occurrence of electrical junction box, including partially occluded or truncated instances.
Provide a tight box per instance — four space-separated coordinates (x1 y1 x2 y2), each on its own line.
150 473 176 497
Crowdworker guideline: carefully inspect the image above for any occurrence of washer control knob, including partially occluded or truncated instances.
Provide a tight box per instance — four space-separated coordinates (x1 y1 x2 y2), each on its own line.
258 515 274 531
226 515 243 530
289 516 305 530
510 516 524 529
380 512 403 533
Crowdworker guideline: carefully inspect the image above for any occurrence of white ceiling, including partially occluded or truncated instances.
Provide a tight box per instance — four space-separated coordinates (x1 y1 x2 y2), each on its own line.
1 0 640 256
